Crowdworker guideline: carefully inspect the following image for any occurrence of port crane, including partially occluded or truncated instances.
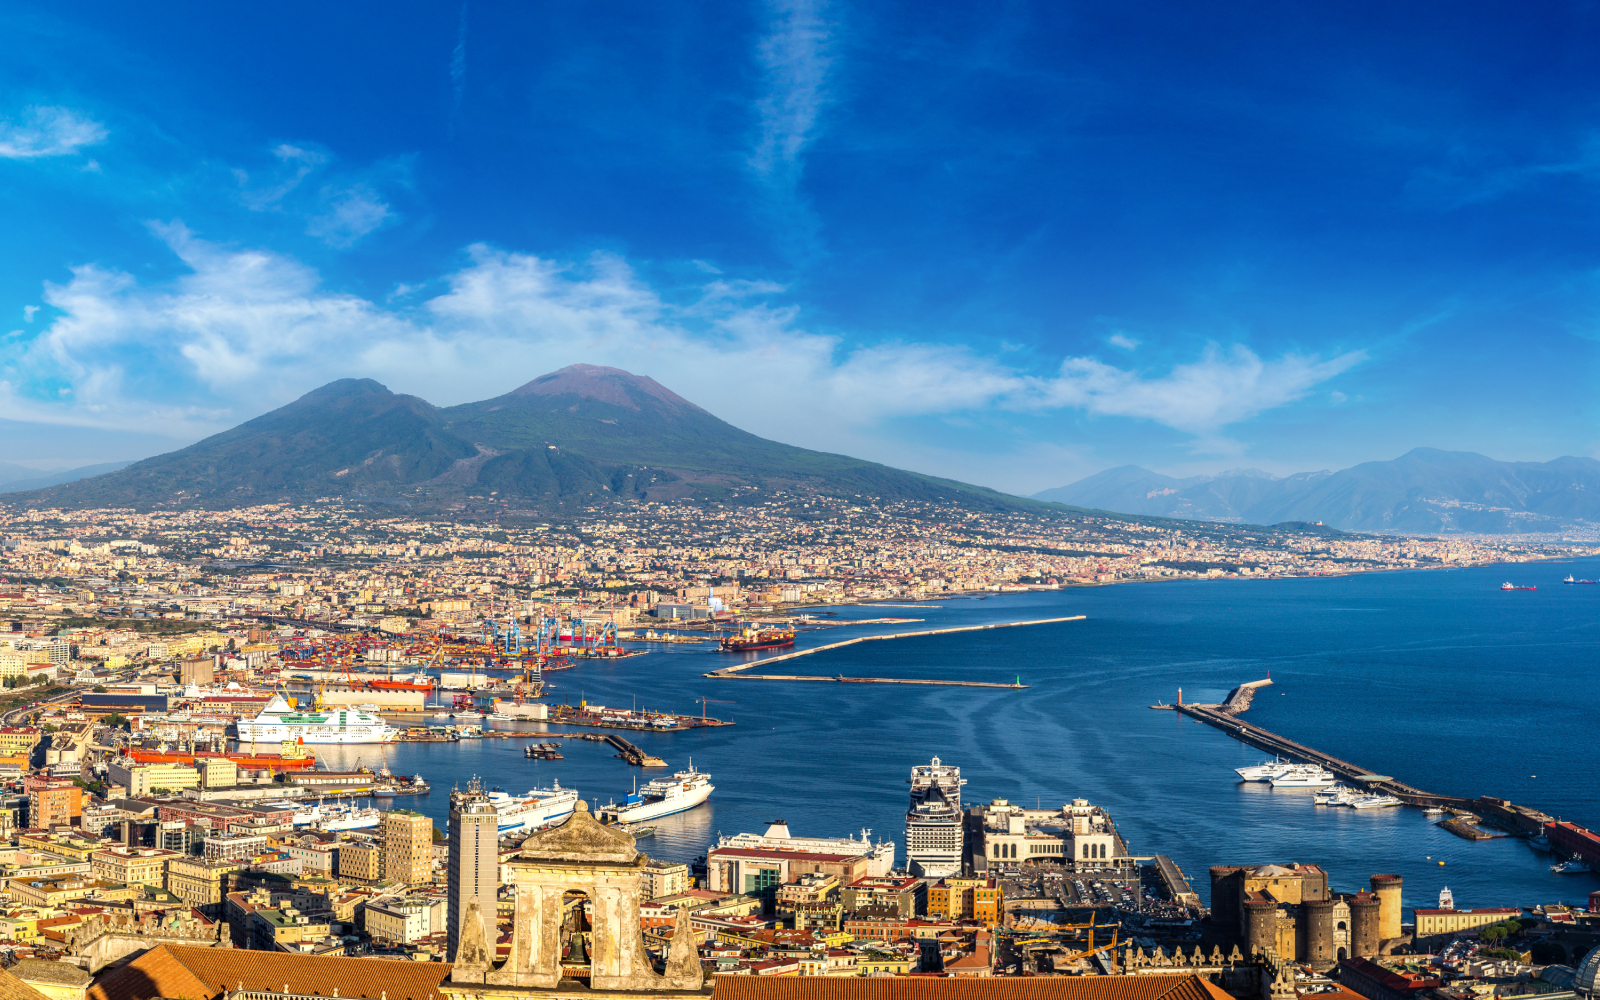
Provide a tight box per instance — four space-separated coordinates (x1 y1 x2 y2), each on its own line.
695 697 734 721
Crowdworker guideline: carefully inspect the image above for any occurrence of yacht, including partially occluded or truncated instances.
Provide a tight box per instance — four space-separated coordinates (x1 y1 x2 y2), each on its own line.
454 711 485 720
236 695 396 744
1236 758 1296 782
1270 765 1337 787
1314 784 1358 805
1551 858 1592 874
1347 794 1402 810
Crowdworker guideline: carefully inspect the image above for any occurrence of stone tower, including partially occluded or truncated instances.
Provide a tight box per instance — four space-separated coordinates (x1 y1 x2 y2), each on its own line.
1370 873 1403 945
1348 891 1381 959
448 779 500 963
451 801 702 992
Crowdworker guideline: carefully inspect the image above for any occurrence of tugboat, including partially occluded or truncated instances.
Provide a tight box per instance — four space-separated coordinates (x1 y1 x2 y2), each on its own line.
720 625 796 652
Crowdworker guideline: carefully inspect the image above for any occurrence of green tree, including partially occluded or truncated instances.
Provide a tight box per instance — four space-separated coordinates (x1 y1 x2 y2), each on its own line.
92 684 107 693
102 713 129 729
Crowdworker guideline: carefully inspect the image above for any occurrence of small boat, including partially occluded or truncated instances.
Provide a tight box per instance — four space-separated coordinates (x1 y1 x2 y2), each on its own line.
455 711 484 720
629 826 656 838
1551 858 1592 874
1423 806 1446 816
486 713 514 722
1500 582 1536 591
1527 835 1552 852
1347 794 1402 810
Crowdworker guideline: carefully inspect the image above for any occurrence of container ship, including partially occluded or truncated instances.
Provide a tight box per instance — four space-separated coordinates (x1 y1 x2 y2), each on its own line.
719 626 796 652
599 765 713 824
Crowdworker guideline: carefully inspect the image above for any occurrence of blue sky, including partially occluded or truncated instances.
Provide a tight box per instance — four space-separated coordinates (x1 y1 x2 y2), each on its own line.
2 2 1599 494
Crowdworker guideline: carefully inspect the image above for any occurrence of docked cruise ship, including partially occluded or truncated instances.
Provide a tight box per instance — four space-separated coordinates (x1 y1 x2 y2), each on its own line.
235 696 396 745
712 820 897 876
599 764 713 825
905 756 965 877
486 782 580 835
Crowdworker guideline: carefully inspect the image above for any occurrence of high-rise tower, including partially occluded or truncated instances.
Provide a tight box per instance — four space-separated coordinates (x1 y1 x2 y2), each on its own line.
449 778 500 962
905 756 966 877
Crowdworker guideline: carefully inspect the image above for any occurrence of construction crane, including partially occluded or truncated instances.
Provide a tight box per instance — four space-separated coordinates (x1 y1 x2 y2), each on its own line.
696 697 734 721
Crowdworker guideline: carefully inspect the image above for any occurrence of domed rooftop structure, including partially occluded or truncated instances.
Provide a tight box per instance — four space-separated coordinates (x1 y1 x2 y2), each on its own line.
1576 946 1600 996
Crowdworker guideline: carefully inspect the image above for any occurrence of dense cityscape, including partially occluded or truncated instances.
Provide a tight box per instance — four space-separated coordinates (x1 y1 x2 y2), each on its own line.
0 498 1591 1000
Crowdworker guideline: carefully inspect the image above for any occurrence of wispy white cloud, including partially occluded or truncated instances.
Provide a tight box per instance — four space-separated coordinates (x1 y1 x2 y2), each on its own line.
748 0 834 187
306 184 393 247
1038 345 1365 438
3 231 1360 457
1107 332 1140 350
234 144 395 247
0 106 107 159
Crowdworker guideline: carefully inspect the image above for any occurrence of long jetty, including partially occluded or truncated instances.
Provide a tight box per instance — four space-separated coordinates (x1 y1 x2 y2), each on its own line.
1165 681 1470 807
703 616 1086 687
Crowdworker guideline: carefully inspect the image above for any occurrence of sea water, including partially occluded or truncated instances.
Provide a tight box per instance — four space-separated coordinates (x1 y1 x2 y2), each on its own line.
305 555 1600 913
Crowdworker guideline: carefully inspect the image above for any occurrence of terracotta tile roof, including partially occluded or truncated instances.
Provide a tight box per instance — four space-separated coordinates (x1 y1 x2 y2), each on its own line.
87 945 453 1000
709 973 1235 1000
0 967 54 1000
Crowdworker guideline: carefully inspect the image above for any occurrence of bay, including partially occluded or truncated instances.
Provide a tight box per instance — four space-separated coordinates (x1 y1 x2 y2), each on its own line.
304 555 1600 917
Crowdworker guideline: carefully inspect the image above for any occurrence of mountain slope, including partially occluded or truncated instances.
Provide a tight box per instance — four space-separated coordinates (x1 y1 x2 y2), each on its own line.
0 461 135 493
15 365 1043 512
1034 448 1600 533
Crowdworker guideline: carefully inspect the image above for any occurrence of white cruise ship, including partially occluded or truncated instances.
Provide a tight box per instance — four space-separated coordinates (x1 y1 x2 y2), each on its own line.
236 695 396 745
599 765 713 825
713 821 897 876
906 756 965 878
487 782 580 835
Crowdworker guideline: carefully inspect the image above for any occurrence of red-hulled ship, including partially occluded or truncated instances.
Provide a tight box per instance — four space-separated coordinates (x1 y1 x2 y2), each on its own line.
1500 582 1537 591
365 677 435 691
719 626 797 652
127 747 318 772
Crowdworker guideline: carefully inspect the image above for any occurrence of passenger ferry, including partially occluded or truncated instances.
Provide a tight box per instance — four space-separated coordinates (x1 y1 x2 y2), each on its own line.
1269 765 1337 787
487 782 580 835
236 695 396 744
599 764 713 824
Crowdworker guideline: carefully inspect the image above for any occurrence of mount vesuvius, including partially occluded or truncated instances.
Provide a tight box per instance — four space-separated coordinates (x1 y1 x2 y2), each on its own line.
11 365 1037 512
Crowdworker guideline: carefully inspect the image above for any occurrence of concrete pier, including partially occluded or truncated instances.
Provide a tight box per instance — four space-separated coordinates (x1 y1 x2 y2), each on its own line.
1173 694 1471 807
703 615 1084 686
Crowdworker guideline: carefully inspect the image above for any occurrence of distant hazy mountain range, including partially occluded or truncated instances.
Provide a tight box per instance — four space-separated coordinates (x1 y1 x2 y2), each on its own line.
0 460 133 494
1034 448 1600 533
9 365 1034 512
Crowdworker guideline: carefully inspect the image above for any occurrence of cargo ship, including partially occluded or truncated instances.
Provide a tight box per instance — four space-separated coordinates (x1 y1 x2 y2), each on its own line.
719 626 796 652
127 745 317 772
1563 575 1599 585
364 676 435 692
1500 582 1537 591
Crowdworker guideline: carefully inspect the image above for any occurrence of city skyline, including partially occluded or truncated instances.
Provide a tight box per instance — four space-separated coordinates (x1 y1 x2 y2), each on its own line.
4 5 1600 494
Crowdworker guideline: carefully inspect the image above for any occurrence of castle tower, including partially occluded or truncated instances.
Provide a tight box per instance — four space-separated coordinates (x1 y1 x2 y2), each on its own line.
1300 897 1336 971
1245 899 1277 956
1370 874 1403 944
1348 892 1381 958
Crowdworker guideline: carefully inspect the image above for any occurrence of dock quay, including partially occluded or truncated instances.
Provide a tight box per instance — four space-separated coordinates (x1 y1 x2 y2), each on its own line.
704 615 1085 686
604 734 666 767
545 704 733 732
1166 681 1471 808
